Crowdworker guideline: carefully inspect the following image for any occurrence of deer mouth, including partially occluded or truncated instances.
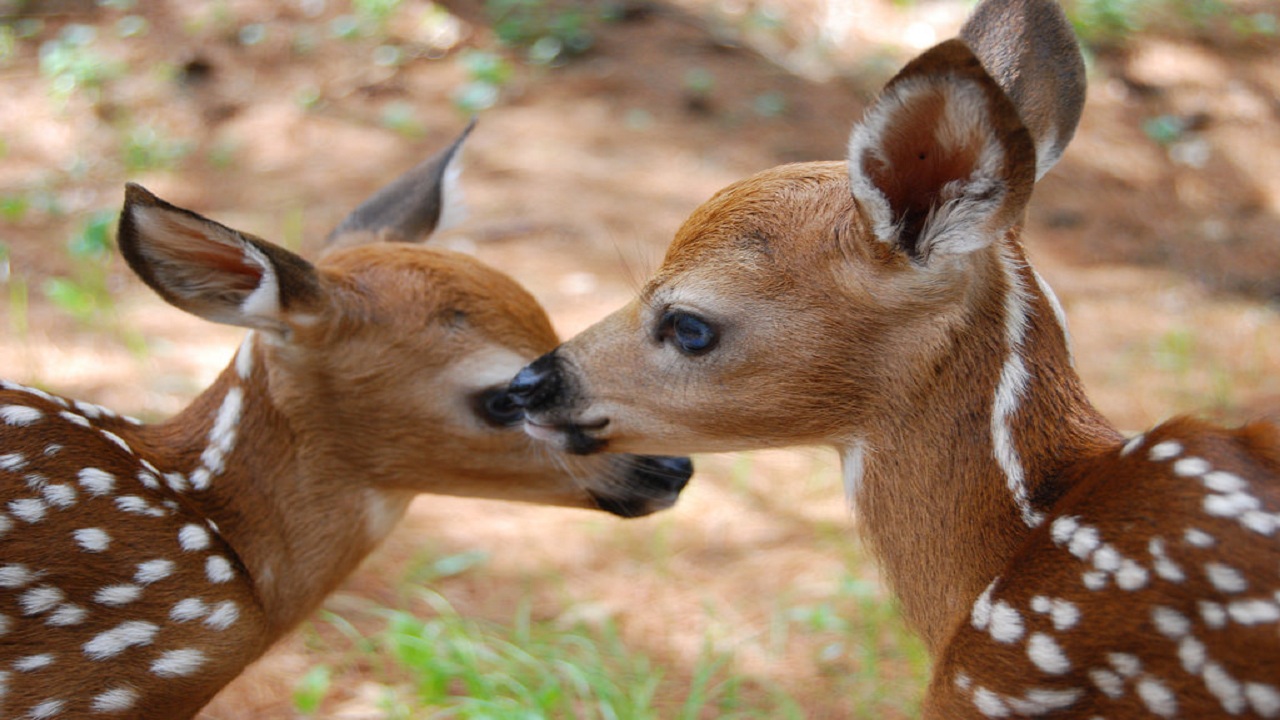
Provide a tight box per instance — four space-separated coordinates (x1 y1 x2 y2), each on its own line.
524 415 609 455
590 454 693 517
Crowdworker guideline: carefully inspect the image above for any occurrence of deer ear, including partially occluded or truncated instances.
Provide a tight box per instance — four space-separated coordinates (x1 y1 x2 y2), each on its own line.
117 183 323 337
846 40 1036 264
325 119 474 249
960 0 1086 181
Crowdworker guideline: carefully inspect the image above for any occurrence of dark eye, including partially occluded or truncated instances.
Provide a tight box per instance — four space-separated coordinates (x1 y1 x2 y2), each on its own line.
472 388 524 428
659 311 718 355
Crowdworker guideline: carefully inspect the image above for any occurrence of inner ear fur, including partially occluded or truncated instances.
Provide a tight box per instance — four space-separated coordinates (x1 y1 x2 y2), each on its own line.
847 39 1036 264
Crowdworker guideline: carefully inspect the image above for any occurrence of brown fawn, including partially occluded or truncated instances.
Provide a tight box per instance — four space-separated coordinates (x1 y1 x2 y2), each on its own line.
0 125 691 719
506 0 1280 717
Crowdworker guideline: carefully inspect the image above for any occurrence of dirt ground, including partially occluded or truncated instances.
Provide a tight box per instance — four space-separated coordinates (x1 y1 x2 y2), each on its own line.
2 0 1279 717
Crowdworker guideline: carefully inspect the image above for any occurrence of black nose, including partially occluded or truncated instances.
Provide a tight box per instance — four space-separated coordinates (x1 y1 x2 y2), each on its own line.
633 455 694 494
507 352 561 411
593 455 694 518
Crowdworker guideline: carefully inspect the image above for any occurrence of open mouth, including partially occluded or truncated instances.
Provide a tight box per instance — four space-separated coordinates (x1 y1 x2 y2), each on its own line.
524 416 609 455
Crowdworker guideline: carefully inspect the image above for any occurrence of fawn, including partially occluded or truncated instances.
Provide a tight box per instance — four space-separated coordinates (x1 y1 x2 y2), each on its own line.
506 0 1280 717
0 125 691 719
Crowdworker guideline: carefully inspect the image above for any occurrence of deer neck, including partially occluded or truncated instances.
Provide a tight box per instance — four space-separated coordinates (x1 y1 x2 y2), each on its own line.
132 334 412 637
846 238 1120 655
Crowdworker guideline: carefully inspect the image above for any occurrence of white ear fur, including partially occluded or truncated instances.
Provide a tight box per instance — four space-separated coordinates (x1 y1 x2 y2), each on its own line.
847 75 1012 262
434 145 468 234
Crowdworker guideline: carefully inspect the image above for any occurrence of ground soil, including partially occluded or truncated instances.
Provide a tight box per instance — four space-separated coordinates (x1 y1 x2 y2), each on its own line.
1 0 1279 717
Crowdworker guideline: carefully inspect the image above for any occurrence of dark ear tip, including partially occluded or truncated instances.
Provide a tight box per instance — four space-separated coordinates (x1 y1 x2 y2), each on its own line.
123 182 159 208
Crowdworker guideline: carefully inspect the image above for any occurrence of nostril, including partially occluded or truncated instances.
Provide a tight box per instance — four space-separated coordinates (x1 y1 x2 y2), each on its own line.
507 353 560 410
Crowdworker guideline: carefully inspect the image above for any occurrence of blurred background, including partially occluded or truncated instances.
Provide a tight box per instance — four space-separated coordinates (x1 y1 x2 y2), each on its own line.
1 0 1278 717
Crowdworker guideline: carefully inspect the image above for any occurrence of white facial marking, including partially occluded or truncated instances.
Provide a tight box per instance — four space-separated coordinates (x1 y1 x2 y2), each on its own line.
170 598 208 622
83 620 159 660
1136 677 1178 718
93 585 142 606
91 687 139 713
1027 632 1071 674
0 565 35 588
1204 562 1248 594
204 600 239 630
20 586 64 615
0 405 43 426
150 648 206 678
9 498 46 523
77 468 116 496
205 555 234 583
1148 440 1183 461
988 601 1024 643
135 559 174 585
46 604 86 627
73 527 111 552
178 524 211 552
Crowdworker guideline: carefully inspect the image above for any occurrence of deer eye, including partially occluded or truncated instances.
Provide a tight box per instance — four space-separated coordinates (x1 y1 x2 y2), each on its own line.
472 387 524 428
659 311 719 356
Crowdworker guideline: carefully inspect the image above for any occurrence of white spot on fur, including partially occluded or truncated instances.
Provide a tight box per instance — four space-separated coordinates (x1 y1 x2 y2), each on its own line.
1205 563 1248 593
1108 652 1142 678
150 648 206 677
1136 677 1178 718
1120 434 1145 457
1173 457 1210 477
1068 525 1101 559
99 430 132 454
973 686 1010 717
1185 528 1215 547
135 560 174 585
1227 599 1280 625
989 601 1025 643
1149 538 1186 583
189 468 212 491
204 600 239 630
1178 636 1206 675
74 528 110 552
1089 668 1125 698
27 698 65 719
1092 544 1121 572
1027 632 1071 674
0 453 27 471
1204 492 1261 518
9 498 46 523
164 472 189 493
91 687 138 713
1203 470 1247 493
0 405 42 426
77 468 116 496
114 495 164 517
178 524 210 551
0 565 35 588
14 653 55 672
1199 601 1228 629
41 484 76 509
1116 559 1150 591
170 598 208 622
1204 661 1246 714
93 585 142 606
1148 440 1182 461
1245 683 1280 718
83 620 158 660
972 580 997 630
46 604 86 627
205 555 234 583
1082 571 1108 590
19 586 63 615
1152 606 1191 638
